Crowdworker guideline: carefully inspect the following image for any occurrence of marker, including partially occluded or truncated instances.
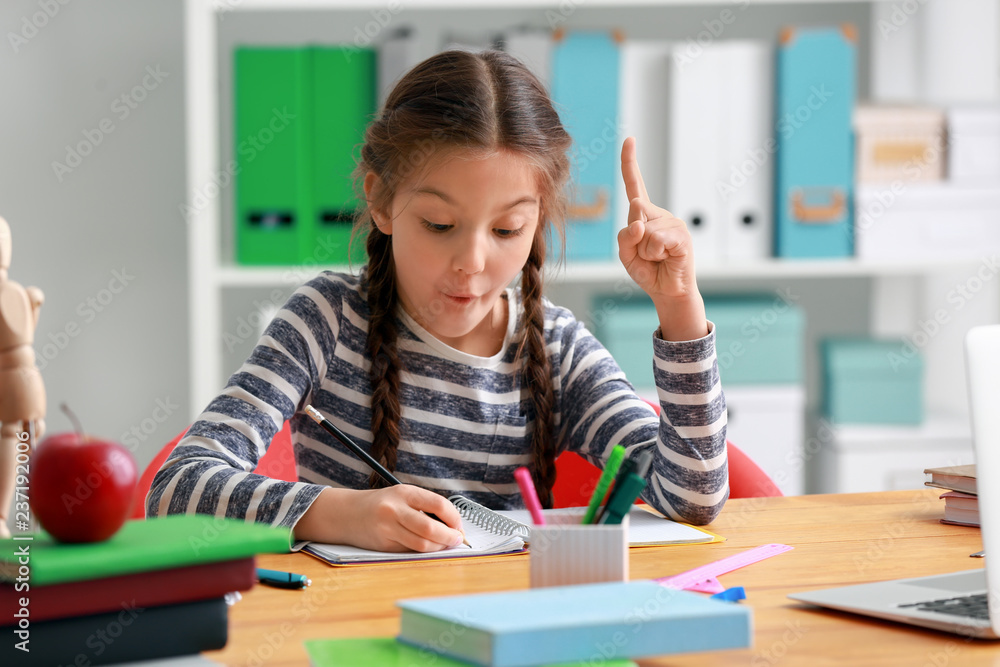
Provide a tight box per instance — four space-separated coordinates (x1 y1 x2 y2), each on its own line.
514 467 546 526
256 568 311 590
598 450 652 525
581 445 626 525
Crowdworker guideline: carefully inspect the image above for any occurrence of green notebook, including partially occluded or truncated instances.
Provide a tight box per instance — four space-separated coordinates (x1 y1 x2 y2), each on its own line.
303 638 639 667
0 515 291 586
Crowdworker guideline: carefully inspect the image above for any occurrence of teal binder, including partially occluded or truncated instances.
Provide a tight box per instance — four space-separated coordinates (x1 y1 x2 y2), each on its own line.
311 47 375 266
234 47 311 265
234 46 376 266
774 26 857 258
551 31 620 261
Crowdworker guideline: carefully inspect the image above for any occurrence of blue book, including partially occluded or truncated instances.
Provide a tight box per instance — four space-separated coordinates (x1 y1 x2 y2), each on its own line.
397 580 752 667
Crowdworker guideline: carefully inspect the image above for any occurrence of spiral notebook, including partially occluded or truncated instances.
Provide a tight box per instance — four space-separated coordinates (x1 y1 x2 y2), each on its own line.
293 497 718 566
293 495 531 566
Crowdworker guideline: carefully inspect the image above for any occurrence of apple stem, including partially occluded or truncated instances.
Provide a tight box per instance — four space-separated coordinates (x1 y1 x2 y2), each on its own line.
61 402 87 440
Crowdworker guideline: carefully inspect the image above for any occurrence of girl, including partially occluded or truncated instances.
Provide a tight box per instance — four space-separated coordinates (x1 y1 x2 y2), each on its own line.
148 49 727 553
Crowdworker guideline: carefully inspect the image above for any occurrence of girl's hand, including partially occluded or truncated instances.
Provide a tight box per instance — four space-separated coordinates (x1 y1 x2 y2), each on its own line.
293 485 467 553
617 136 697 299
617 136 708 341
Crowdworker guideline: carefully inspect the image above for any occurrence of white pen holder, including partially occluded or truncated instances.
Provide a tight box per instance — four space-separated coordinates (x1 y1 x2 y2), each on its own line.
529 512 629 588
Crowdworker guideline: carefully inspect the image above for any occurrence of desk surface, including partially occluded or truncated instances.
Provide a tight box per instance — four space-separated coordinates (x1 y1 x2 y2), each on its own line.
207 489 998 666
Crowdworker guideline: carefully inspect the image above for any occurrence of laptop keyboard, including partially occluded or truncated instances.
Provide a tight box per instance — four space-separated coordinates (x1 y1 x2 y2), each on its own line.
899 593 990 620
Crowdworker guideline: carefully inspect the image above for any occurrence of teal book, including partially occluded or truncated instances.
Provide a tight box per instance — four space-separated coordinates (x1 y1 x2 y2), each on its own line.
397 580 752 667
304 637 639 666
0 514 290 586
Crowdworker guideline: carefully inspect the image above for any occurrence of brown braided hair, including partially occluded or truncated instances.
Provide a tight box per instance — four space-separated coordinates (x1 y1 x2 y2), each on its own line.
351 49 572 506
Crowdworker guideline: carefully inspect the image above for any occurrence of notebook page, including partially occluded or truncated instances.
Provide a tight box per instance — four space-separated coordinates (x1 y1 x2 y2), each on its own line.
301 514 524 564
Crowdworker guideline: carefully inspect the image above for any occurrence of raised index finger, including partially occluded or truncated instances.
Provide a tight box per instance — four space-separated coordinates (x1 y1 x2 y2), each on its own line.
621 136 650 203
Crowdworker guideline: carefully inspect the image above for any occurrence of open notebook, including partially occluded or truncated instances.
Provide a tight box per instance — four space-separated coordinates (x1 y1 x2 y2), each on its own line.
293 496 719 566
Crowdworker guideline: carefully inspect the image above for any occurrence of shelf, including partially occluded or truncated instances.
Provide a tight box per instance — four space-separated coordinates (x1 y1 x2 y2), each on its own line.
555 257 985 282
215 256 985 289
826 412 972 451
223 0 880 11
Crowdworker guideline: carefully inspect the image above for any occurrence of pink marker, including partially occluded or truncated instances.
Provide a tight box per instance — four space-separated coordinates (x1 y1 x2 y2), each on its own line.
514 466 546 526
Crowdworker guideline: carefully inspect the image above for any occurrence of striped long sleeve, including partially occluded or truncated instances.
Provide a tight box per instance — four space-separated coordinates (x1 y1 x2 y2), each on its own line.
147 271 728 529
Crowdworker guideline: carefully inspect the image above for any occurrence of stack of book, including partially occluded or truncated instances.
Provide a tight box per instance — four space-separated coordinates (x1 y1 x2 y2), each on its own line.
924 464 979 527
0 514 290 666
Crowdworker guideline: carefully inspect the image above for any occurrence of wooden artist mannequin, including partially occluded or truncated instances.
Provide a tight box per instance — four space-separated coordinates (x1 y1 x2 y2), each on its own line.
0 216 46 538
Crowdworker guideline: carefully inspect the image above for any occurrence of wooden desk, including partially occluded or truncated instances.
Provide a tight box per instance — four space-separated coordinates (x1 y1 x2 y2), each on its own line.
207 490 999 666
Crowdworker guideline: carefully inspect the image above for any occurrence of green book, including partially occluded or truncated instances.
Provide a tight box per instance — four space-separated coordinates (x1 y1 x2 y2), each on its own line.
0 515 290 586
303 638 639 667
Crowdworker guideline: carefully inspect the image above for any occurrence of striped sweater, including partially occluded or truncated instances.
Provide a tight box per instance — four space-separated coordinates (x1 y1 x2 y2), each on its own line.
147 271 728 530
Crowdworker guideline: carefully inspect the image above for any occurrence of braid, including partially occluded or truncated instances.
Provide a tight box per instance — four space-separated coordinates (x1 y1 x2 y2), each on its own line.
364 227 404 489
519 236 557 508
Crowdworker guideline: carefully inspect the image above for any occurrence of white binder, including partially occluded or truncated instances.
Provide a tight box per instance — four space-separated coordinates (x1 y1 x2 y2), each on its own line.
666 43 727 263
616 40 671 239
501 27 554 91
377 27 420 108
720 41 773 261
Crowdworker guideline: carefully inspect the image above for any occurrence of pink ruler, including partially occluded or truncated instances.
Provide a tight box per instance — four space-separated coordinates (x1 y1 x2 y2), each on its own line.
656 543 793 594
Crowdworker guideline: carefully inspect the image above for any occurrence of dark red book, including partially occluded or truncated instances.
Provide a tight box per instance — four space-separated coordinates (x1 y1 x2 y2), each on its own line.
1 556 255 624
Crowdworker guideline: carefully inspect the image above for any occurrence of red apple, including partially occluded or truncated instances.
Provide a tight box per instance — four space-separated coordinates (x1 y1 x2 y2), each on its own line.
29 431 138 543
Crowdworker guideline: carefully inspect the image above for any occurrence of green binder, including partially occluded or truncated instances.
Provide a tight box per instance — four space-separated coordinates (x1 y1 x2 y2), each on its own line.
234 47 311 265
311 47 375 266
234 46 376 266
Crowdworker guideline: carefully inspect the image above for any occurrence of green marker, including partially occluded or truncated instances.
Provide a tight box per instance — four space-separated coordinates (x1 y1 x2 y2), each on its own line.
581 444 626 524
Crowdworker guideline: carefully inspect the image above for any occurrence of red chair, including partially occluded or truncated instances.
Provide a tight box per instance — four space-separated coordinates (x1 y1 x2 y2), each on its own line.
132 422 297 519
551 400 782 507
135 409 781 517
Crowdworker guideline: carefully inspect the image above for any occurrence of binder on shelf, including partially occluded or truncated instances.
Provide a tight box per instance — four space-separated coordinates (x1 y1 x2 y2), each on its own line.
721 41 773 261
234 46 377 267
499 26 554 91
551 30 621 261
234 47 311 266
774 25 856 259
377 27 419 108
311 46 375 267
616 39 671 241
666 41 727 262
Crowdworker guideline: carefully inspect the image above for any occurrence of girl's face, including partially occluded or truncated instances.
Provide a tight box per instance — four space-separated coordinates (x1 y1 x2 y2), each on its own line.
368 150 541 355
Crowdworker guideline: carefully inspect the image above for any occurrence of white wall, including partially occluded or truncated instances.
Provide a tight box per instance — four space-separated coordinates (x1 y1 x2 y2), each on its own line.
1 0 187 474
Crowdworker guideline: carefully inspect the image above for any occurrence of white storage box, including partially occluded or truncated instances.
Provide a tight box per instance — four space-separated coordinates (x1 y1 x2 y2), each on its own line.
855 182 1000 260
809 414 972 494
724 385 806 496
948 105 1000 184
853 105 946 184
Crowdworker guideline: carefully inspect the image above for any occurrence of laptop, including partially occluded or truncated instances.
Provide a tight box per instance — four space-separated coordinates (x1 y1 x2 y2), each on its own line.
788 324 1000 639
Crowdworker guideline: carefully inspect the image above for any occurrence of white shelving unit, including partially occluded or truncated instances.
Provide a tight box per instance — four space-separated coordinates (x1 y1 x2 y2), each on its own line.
185 0 1000 492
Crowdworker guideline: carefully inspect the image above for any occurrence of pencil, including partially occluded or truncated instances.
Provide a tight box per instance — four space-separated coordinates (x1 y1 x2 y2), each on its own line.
304 405 469 547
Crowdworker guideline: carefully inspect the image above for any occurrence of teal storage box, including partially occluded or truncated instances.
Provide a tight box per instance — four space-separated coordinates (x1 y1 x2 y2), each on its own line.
774 25 857 258
591 294 804 388
705 295 805 384
591 297 659 389
822 338 924 425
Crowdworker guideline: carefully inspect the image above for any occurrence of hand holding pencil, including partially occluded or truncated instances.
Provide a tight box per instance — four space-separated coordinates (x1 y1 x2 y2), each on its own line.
298 405 468 551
